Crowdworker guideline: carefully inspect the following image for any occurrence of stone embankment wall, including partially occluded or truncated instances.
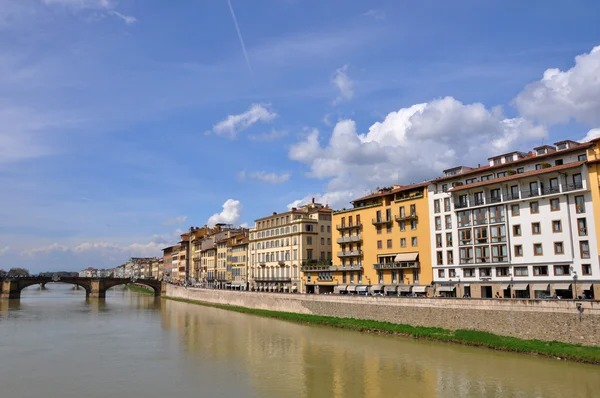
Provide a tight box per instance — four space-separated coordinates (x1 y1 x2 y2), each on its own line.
166 285 600 346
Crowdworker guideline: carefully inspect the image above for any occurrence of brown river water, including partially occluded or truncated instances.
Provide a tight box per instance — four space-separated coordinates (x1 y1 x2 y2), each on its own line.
0 284 598 398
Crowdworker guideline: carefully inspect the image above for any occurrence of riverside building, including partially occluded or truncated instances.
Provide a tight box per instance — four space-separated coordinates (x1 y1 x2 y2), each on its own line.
330 184 433 296
248 199 333 293
428 139 600 299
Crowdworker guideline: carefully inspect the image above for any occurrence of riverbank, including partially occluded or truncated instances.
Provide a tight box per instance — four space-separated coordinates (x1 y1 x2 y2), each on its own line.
165 296 600 364
126 284 154 295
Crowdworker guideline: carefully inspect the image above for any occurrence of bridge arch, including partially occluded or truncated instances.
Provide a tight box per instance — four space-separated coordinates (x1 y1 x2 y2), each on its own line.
102 279 162 297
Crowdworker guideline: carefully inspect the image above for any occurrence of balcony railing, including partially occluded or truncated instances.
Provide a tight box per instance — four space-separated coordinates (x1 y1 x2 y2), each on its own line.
254 276 292 282
564 182 584 192
521 190 540 198
373 262 420 270
336 223 362 231
278 261 286 267
372 218 393 225
394 213 418 222
337 250 363 257
259 262 266 267
336 235 362 244
504 193 520 201
336 264 363 271
541 186 561 195
487 196 502 204
455 201 469 209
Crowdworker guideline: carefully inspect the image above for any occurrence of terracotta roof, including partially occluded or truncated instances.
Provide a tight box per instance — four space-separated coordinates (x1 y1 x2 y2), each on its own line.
351 181 429 203
450 161 586 192
433 142 593 183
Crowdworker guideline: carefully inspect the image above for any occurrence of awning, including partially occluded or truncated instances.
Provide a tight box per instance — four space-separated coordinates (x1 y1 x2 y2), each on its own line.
356 286 369 292
394 252 419 262
384 286 397 293
437 285 456 292
369 284 384 291
347 285 357 292
513 284 529 291
553 283 572 290
579 283 592 290
283 285 289 290
334 285 347 292
501 284 510 290
398 286 412 292
533 283 549 291
412 286 428 293
292 286 298 291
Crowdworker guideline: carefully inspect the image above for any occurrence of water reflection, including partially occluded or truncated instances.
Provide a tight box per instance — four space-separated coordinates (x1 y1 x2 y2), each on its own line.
163 300 600 398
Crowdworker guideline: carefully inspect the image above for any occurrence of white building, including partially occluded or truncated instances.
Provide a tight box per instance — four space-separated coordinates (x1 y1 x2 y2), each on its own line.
428 140 599 299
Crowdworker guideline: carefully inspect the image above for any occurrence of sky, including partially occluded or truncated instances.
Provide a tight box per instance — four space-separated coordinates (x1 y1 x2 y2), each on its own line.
1 0 600 273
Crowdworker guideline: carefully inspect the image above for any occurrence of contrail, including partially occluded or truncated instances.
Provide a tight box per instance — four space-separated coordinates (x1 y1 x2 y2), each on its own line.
227 0 256 85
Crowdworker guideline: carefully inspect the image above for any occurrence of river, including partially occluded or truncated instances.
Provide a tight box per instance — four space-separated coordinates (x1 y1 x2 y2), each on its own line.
0 284 598 398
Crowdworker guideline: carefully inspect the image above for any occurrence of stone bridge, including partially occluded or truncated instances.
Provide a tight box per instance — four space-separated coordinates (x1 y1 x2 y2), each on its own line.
0 277 166 299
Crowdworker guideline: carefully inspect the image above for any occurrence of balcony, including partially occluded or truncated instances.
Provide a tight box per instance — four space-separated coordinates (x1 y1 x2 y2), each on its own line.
336 235 362 244
301 260 334 272
372 217 393 225
336 223 362 231
541 186 561 195
254 276 292 282
455 201 469 209
394 213 418 222
278 261 286 267
504 193 520 201
336 264 363 271
522 189 540 198
337 250 363 258
373 262 420 270
259 262 266 267
564 182 584 192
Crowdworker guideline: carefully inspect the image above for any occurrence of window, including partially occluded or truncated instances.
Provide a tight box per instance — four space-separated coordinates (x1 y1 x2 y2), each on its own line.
411 220 417 230
513 224 521 236
531 222 541 234
550 198 560 211
479 268 491 277
475 246 490 263
554 242 564 255
533 243 543 256
400 238 406 247
399 222 406 232
386 208 392 221
342 272 346 283
377 225 382 235
492 245 508 263
580 241 590 258
399 207 405 217
327 225 331 233
578 154 587 161
449 268 456 277
496 267 509 277
387 224 393 233
555 159 563 166
459 229 472 245
434 199 441 213
496 171 507 178
447 251 454 264
327 238 331 245
514 245 523 257
481 174 492 181
446 232 453 247
530 201 539 214
457 211 471 227
554 265 570 276
459 247 473 264
386 239 392 249
575 196 585 213
410 204 416 215
533 266 548 276
438 269 445 278
444 198 451 212
436 234 443 248
307 249 313 259
321 225 325 233
473 208 487 225
490 225 506 243
464 268 475 277
578 218 588 236
514 266 528 276
321 237 325 245
582 264 592 275
474 227 488 244
442 184 448 192
307 237 313 245
552 220 562 233
516 168 524 174
377 240 382 249
411 237 418 247
435 216 442 231
436 251 443 265
473 191 484 206
535 164 542 170
489 206 504 223
445 215 452 229
511 204 520 216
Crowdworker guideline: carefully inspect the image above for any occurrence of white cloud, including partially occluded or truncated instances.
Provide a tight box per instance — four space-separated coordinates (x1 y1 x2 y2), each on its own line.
581 128 600 142
332 64 354 105
0 246 9 255
43 0 114 8
364 9 386 20
249 129 288 141
287 191 355 211
22 238 167 259
289 96 547 209
108 10 137 25
207 199 243 226
161 216 187 227
514 46 600 125
22 243 69 257
212 104 278 138
239 170 290 184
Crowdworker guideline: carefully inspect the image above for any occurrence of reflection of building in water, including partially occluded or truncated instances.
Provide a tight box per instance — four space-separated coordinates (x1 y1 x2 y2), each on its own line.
161 301 600 398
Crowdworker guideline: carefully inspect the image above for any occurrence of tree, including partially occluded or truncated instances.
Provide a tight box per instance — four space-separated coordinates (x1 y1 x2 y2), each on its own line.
7 268 30 277
0 269 6 277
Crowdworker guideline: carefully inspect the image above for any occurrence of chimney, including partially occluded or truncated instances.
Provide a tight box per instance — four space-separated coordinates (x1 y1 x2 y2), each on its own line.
292 207 297 211
272 211 277 215
312 197 315 204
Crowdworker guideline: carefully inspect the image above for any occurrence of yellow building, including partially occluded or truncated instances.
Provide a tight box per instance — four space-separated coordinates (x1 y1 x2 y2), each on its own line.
330 183 433 296
227 232 249 290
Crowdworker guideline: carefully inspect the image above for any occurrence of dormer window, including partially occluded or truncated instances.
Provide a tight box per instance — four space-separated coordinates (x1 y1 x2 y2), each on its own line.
536 149 546 155
493 158 501 165
466 178 476 184
505 155 514 162
557 143 567 150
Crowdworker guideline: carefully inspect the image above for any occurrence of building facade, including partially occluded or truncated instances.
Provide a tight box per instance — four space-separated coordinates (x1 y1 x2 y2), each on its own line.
428 139 600 299
249 199 333 293
228 232 249 290
327 184 433 296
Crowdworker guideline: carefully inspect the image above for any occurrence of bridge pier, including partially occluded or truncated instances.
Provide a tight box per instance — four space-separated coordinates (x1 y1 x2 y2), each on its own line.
40 282 47 290
1 280 21 300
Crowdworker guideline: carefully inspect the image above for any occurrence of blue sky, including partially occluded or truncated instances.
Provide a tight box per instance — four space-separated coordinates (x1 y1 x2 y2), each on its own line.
1 0 600 272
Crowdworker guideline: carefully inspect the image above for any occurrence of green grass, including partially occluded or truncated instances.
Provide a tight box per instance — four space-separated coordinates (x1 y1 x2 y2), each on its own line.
126 284 154 295
164 297 600 364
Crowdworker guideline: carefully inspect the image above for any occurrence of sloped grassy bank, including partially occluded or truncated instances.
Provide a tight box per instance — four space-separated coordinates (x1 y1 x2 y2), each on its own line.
126 284 154 295
165 296 600 364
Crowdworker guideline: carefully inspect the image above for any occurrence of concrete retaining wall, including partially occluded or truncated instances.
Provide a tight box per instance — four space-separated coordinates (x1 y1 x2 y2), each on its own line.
166 285 600 346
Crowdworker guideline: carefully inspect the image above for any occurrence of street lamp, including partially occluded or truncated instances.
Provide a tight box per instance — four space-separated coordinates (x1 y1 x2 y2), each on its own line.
455 269 461 298
508 272 513 298
570 266 578 299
